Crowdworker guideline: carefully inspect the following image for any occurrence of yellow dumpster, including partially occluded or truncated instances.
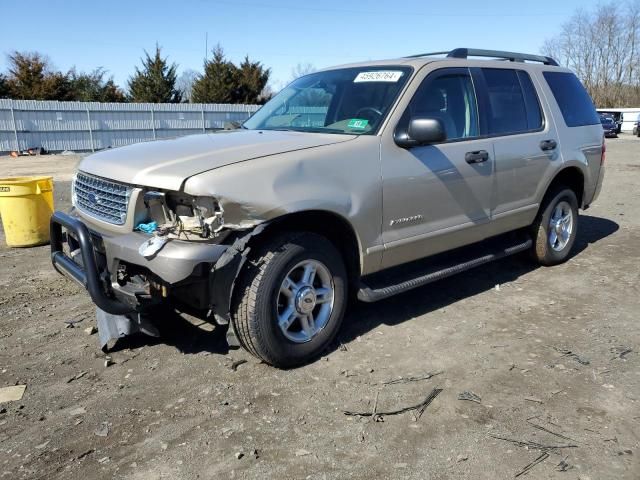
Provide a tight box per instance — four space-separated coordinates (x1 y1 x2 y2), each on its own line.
0 176 54 247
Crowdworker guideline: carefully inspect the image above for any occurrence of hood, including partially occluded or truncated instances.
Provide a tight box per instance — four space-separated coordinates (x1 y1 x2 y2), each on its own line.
78 130 355 190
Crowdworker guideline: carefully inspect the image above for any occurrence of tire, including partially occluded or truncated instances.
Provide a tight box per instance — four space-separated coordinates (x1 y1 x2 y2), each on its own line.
231 232 347 368
530 186 579 266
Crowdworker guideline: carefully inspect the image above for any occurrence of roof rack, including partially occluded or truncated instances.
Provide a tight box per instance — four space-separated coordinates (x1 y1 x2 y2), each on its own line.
406 48 559 66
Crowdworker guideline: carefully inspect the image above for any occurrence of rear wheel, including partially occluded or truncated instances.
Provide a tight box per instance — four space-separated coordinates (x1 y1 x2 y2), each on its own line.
530 186 579 266
231 232 347 368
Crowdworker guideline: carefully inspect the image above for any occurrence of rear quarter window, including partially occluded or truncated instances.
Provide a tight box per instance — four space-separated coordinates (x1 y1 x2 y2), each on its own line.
481 68 543 135
543 72 600 127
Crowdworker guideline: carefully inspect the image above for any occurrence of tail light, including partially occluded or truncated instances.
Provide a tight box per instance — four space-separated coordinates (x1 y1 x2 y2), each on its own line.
601 138 606 165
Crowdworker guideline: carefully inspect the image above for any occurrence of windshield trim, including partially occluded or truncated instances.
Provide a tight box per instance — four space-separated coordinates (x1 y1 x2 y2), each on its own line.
243 65 415 136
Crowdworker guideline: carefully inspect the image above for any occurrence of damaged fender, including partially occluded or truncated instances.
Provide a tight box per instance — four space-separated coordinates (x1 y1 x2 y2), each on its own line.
181 136 381 275
209 223 267 324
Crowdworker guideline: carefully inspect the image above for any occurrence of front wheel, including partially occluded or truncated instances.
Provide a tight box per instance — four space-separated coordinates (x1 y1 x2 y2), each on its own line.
231 232 347 368
530 186 579 266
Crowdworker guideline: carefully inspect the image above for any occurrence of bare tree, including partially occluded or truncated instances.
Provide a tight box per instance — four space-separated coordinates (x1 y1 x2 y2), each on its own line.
542 1 640 107
289 63 316 83
176 69 198 103
257 63 317 103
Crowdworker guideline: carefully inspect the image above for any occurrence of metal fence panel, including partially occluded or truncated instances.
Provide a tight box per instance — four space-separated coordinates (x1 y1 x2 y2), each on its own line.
0 99 260 153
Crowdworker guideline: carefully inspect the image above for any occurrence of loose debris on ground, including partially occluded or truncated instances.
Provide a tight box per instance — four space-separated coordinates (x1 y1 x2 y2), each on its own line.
524 396 544 404
94 422 109 437
526 417 576 442
610 346 633 360
550 346 591 365
490 430 579 478
230 359 248 371
515 451 550 477
0 385 26 402
488 433 578 452
382 371 442 385
66 371 88 383
344 388 442 420
457 390 482 403
556 457 572 472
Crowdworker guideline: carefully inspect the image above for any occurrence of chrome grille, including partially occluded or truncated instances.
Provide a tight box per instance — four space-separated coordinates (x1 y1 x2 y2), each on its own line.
74 172 132 225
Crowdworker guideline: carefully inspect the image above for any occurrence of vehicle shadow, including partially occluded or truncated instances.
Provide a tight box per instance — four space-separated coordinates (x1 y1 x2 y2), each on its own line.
109 310 230 355
158 312 231 355
334 214 619 348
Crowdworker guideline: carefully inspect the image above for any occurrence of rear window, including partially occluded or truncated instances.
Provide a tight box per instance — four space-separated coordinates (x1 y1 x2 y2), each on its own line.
543 72 600 127
481 69 543 136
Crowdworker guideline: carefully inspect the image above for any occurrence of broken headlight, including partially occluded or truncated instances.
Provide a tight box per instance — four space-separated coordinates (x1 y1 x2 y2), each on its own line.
142 191 225 239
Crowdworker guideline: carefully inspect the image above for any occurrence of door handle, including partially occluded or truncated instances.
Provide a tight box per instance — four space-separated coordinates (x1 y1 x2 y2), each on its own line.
540 139 558 151
465 150 489 164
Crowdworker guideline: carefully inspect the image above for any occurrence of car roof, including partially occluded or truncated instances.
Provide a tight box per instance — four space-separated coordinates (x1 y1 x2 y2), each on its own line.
320 56 568 74
318 48 567 73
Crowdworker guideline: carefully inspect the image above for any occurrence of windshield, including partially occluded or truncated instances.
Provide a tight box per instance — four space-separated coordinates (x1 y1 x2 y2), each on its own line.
244 66 412 135
600 117 614 125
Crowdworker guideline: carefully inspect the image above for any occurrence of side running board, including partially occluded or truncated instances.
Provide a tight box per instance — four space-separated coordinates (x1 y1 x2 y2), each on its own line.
357 238 532 303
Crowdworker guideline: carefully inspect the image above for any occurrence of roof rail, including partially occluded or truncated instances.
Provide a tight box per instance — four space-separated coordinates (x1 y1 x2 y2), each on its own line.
406 48 559 66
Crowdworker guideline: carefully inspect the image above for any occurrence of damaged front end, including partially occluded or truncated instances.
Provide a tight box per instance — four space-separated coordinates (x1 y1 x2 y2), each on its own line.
139 191 226 244
50 185 266 351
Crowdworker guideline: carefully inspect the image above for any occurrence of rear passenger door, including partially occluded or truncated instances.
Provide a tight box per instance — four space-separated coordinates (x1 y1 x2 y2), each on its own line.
473 68 560 226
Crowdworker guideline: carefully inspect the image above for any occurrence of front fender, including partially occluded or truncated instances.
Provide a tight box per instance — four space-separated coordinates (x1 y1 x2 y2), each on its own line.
182 137 384 274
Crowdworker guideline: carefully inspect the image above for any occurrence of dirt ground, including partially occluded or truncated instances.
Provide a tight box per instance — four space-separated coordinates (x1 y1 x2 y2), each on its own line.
0 153 82 182
0 138 638 480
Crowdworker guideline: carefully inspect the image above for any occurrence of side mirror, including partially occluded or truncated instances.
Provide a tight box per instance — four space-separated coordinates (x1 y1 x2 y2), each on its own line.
394 117 446 148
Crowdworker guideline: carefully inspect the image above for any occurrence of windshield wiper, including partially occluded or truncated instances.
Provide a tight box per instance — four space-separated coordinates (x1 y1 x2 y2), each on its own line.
263 126 348 134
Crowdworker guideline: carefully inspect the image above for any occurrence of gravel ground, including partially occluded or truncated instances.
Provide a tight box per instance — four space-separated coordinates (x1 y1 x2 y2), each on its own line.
0 138 638 479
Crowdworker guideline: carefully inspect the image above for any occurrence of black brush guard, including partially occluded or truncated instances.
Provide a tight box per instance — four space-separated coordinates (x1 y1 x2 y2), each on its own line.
50 211 134 315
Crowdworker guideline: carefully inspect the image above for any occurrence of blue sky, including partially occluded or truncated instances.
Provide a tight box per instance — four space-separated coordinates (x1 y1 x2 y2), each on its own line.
1 0 601 92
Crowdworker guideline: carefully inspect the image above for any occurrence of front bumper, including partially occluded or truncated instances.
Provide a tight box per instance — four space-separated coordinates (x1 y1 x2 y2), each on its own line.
50 211 230 315
51 211 134 314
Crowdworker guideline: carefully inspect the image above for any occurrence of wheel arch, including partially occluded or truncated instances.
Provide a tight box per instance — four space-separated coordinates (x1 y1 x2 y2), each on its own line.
247 210 363 288
210 210 363 326
543 166 585 207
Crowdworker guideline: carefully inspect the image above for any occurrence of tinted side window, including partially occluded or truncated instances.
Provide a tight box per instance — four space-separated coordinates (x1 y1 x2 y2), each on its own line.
408 70 479 141
517 71 543 130
482 68 538 135
543 72 600 127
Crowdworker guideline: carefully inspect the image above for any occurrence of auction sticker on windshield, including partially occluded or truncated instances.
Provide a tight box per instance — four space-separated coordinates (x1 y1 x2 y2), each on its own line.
354 71 404 83
347 118 369 129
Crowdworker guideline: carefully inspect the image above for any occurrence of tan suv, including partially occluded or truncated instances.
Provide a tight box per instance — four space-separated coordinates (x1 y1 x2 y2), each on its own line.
51 48 605 367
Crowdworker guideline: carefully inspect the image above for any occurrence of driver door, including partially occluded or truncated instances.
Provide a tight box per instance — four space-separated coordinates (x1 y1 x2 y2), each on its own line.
380 67 495 268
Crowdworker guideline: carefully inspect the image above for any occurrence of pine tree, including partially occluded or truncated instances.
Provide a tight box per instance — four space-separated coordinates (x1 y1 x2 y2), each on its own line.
69 68 127 102
127 45 182 103
100 79 128 103
0 74 9 98
191 46 238 103
5 51 73 100
235 56 270 104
